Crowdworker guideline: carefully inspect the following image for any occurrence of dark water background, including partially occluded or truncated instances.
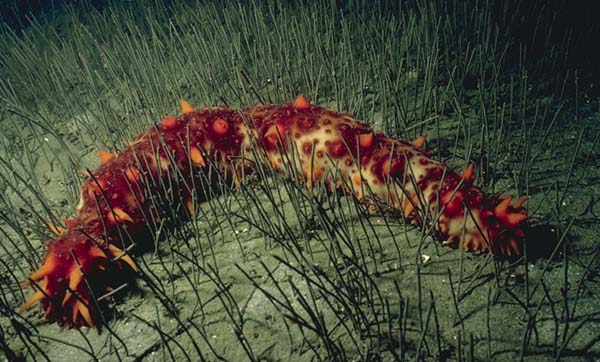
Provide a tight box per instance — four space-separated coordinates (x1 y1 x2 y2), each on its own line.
2 0 599 92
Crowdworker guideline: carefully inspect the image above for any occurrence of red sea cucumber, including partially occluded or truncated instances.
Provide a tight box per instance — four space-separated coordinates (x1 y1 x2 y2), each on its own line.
20 95 528 327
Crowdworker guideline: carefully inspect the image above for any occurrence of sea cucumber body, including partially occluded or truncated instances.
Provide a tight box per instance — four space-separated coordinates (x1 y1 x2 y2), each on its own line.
20 95 527 326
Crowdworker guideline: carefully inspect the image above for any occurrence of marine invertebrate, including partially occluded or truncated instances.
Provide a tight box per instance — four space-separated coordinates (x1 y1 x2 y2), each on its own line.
19 95 528 327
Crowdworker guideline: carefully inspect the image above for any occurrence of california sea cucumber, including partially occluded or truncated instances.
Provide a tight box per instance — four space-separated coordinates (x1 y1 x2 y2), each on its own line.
20 94 528 327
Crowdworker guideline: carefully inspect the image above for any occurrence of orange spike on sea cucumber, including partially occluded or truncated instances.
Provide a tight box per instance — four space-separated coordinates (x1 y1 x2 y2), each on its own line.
508 237 520 255
108 244 138 272
185 198 195 217
161 116 177 129
80 302 93 326
124 166 141 183
402 200 414 218
97 150 115 164
62 267 83 306
46 221 64 235
180 99 194 114
494 196 512 217
19 290 45 313
87 178 107 200
402 195 418 218
359 132 374 149
505 212 528 226
411 134 427 149
190 146 206 167
108 207 135 224
89 245 108 259
68 268 83 292
24 254 58 285
293 94 310 110
72 301 80 324
73 300 94 326
19 278 48 313
512 196 528 209
460 162 475 182
123 138 143 147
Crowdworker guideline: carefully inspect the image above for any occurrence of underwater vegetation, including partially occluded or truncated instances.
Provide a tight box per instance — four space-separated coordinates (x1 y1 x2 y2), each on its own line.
0 0 598 361
18 93 530 328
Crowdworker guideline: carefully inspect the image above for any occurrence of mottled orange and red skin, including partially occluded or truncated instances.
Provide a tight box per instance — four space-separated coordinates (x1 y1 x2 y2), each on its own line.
21 95 527 327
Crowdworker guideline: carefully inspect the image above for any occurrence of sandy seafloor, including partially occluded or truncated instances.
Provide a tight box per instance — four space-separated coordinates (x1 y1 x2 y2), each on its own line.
0 2 599 362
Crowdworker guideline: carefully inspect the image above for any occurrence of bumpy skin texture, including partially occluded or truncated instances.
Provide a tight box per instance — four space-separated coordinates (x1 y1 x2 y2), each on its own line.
20 95 527 327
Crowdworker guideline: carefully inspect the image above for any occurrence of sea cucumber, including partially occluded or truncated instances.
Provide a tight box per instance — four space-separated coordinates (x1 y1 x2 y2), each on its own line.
19 94 528 327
